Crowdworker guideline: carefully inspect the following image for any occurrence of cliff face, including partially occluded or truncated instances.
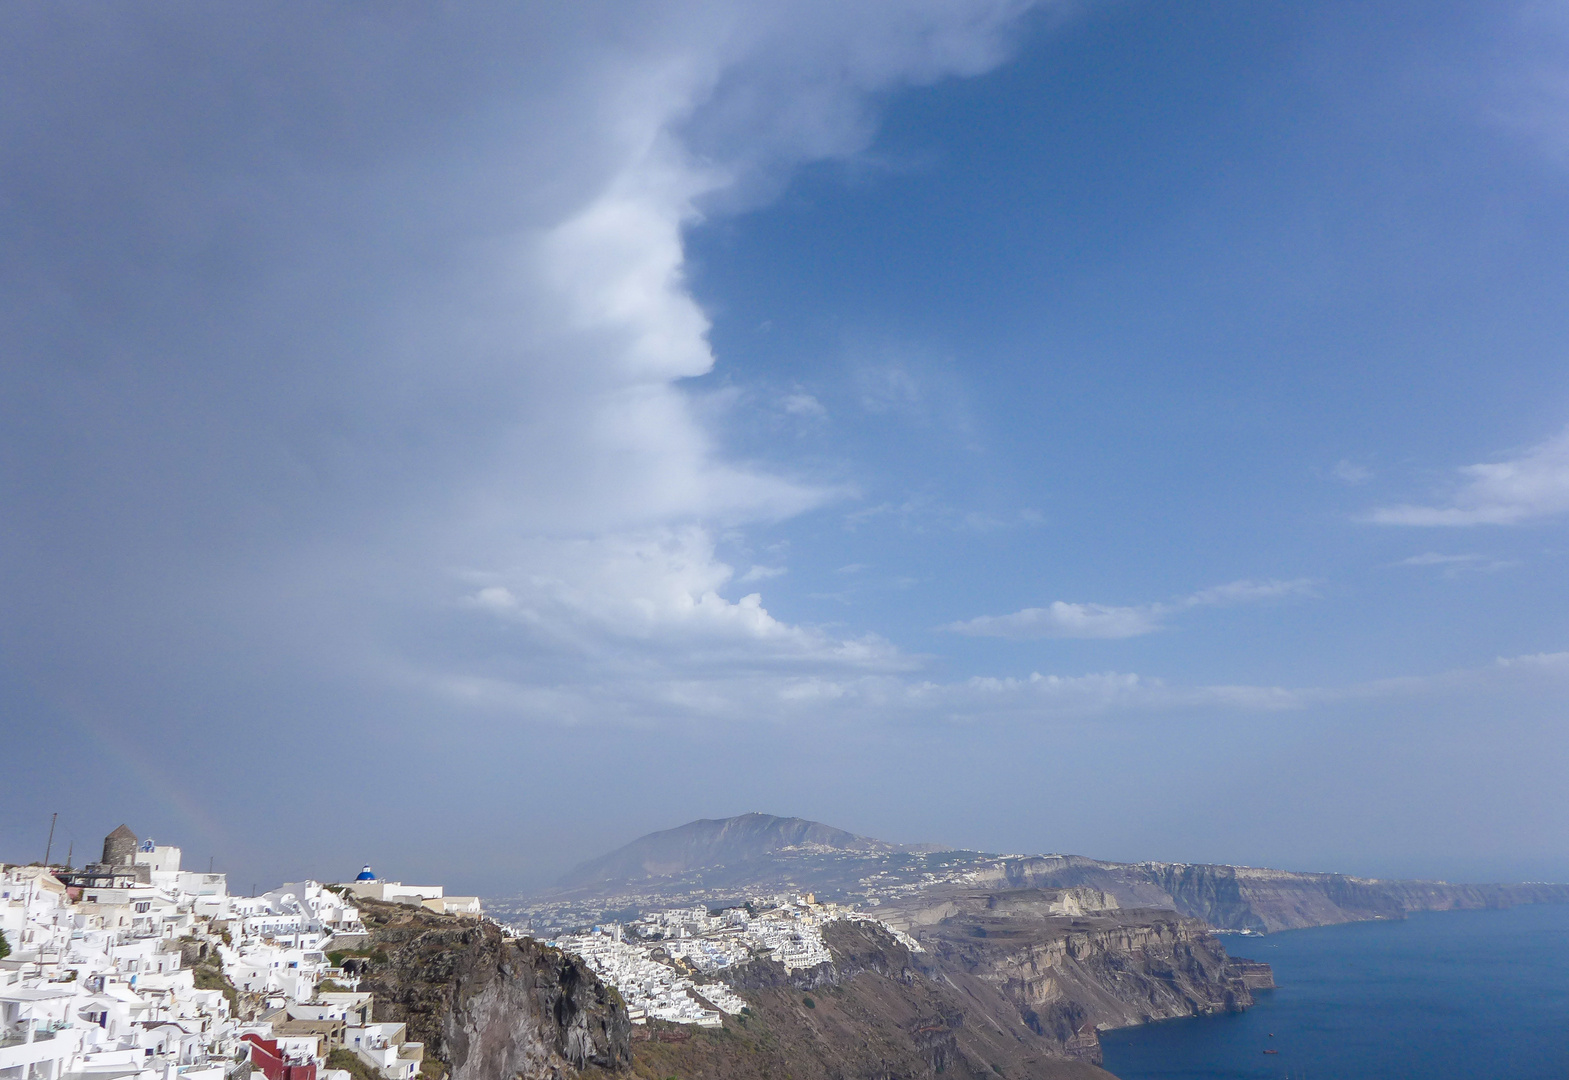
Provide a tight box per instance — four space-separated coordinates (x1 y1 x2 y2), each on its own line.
614 919 1113 1080
891 892 1263 1064
610 903 1262 1078
354 900 630 1080
348 894 1257 1080
970 855 1569 932
1142 864 1569 932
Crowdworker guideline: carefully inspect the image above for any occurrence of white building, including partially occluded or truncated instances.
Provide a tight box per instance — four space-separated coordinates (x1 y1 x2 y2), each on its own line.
3 831 491 1080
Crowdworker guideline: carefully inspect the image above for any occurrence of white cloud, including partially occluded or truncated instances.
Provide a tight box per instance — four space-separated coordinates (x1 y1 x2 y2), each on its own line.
946 578 1317 640
1366 426 1569 526
1396 552 1517 576
1401 552 1485 566
1 0 1098 771
1180 578 1318 608
1496 649 1569 672
948 601 1161 640
458 526 910 671
782 392 828 418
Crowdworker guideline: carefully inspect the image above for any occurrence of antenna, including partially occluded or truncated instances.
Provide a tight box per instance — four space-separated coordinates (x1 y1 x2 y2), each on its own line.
43 812 58 866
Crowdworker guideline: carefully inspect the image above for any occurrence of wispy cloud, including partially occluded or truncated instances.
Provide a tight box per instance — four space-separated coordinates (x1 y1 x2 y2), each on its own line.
1394 552 1517 577
945 578 1318 640
945 579 1318 640
433 627 1569 726
855 363 925 415
1331 459 1373 484
781 392 827 419
1182 579 1317 607
1493 1 1569 167
1366 426 1569 526
844 496 1040 534
947 601 1160 640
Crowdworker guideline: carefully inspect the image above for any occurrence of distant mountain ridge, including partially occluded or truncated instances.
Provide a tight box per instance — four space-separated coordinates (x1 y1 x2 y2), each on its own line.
558 812 900 888
549 812 1569 933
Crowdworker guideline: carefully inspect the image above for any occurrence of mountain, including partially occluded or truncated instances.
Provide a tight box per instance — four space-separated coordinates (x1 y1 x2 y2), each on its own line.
558 812 897 889
537 814 1569 935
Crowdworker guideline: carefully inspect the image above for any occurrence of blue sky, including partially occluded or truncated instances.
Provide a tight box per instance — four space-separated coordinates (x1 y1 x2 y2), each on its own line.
1 1 1566 893
689 1 1569 682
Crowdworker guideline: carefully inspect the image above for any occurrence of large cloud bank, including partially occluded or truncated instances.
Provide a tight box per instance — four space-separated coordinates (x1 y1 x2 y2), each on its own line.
6 3 1568 743
0 2 1056 728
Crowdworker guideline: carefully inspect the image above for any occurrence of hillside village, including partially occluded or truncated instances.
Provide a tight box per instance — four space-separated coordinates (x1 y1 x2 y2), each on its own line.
3 825 938 1080
539 895 921 1028
1 826 478 1080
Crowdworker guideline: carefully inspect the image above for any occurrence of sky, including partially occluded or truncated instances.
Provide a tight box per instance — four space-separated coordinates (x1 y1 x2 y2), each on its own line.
2 1 1567 896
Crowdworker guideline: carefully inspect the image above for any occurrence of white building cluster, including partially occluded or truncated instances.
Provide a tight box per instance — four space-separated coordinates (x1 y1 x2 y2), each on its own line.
546 893 911 1029
1 827 478 1080
551 933 736 1027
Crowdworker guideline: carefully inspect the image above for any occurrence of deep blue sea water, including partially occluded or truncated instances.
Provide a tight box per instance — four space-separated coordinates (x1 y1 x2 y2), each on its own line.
1099 904 1569 1080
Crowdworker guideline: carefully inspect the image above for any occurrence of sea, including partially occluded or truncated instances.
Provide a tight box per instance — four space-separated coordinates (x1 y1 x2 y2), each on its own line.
1099 903 1569 1080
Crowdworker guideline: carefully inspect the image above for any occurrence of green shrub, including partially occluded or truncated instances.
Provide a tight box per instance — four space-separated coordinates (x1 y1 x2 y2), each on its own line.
327 1050 383 1080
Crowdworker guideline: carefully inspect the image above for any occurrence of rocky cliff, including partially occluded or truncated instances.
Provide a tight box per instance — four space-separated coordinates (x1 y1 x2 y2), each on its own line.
602 899 1265 1078
353 899 629 1080
604 918 1114 1080
348 893 1263 1079
881 890 1266 1064
979 856 1569 932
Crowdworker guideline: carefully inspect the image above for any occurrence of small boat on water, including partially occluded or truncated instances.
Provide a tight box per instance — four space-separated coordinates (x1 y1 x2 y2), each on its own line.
1263 1049 1280 1055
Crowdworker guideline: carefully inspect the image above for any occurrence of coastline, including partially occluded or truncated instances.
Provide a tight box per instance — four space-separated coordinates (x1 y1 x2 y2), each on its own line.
1101 904 1569 1080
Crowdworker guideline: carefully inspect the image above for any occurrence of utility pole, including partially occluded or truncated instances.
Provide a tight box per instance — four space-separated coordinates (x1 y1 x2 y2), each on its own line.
43 813 57 866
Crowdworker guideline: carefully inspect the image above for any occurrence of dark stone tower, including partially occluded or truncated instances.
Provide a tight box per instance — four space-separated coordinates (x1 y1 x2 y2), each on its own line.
101 824 138 867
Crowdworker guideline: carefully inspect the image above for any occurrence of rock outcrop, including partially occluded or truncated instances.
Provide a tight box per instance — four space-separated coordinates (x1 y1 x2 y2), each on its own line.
965 855 1569 932
346 892 1262 1079
618 918 1114 1080
353 900 629 1080
884 891 1264 1064
1223 957 1276 990
602 902 1265 1078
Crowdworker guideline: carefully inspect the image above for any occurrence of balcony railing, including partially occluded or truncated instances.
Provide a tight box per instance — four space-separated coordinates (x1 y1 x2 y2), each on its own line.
0 1029 60 1049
